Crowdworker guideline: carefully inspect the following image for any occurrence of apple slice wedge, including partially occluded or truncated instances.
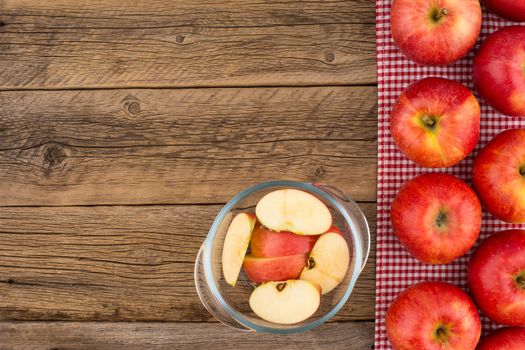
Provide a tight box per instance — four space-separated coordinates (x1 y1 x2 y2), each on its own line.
300 231 349 294
243 254 306 284
249 225 319 257
249 280 320 324
221 213 257 286
255 189 332 235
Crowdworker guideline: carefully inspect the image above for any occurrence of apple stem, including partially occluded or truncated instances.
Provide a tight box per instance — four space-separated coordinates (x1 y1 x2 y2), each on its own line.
520 166 525 176
422 115 436 129
276 282 287 292
433 8 448 21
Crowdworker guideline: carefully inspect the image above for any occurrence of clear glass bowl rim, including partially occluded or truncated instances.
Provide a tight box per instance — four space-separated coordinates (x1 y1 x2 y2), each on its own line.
202 180 368 334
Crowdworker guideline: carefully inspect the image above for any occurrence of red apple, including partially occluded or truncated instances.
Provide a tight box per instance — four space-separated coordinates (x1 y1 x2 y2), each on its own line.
391 0 481 65
484 0 525 22
242 254 306 284
386 281 481 350
472 129 525 223
473 26 525 117
476 327 525 350
391 173 482 264
468 229 525 326
249 225 318 258
391 77 480 168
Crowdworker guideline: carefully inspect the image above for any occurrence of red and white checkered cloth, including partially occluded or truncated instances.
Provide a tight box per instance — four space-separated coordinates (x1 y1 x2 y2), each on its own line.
375 2 525 349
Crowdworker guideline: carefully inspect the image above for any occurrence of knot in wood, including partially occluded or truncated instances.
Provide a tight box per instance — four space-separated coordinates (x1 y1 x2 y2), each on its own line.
324 52 335 63
44 145 66 168
176 34 185 44
127 102 141 115
315 166 326 178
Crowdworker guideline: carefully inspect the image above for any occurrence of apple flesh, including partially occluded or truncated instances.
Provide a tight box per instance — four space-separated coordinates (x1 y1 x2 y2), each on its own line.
249 280 320 324
473 26 525 117
300 232 349 295
473 129 525 223
468 229 525 326
484 0 525 23
221 213 257 286
255 189 332 235
249 225 318 258
386 281 481 350
391 77 480 168
391 0 481 65
242 254 307 284
477 327 525 350
391 173 481 264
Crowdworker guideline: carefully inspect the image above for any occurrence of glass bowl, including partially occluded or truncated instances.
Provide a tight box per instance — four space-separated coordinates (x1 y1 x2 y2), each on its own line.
194 181 370 333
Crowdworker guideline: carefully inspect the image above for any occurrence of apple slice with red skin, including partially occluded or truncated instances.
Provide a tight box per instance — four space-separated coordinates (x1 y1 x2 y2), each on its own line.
242 254 306 284
468 229 525 326
473 129 525 223
300 231 349 295
473 26 525 117
477 327 525 350
249 280 320 324
391 77 480 168
386 281 481 350
249 225 319 258
391 173 481 264
255 189 332 236
221 213 256 286
391 0 481 65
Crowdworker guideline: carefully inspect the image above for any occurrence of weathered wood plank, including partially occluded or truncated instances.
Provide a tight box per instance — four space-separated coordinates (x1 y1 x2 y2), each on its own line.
0 0 376 89
0 321 375 350
0 86 377 206
0 203 375 322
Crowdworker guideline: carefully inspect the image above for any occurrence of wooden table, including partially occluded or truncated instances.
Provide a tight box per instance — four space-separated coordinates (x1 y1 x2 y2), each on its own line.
0 1 377 348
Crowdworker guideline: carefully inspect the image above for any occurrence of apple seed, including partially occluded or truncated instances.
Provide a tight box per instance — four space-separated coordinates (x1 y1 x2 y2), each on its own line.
276 282 287 292
307 257 316 269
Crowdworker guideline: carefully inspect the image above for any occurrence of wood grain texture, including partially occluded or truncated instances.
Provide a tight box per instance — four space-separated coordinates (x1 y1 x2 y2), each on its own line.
0 203 375 322
0 0 376 89
0 321 375 350
0 86 377 206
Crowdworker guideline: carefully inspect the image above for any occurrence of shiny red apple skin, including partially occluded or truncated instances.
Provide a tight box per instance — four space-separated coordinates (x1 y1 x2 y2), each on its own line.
391 0 481 65
473 26 525 117
249 225 318 258
242 254 306 284
386 281 481 350
391 173 481 264
484 0 525 22
476 327 525 350
468 230 525 326
472 129 525 223
391 77 480 168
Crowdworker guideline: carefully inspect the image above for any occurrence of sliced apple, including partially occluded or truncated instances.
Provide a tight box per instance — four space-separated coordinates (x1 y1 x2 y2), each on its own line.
249 224 319 257
249 280 320 324
242 254 306 284
221 213 257 286
255 189 332 235
300 232 349 295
